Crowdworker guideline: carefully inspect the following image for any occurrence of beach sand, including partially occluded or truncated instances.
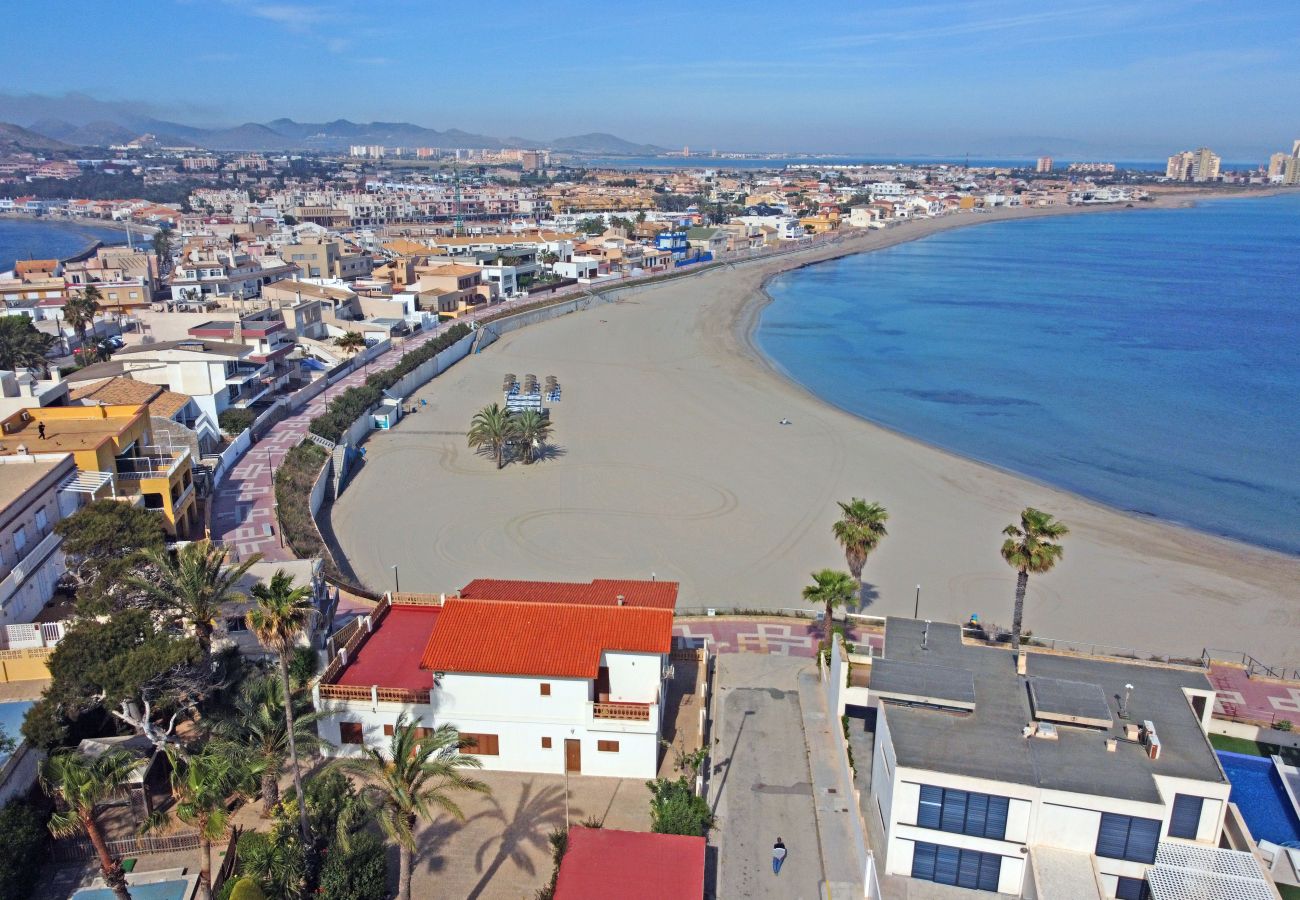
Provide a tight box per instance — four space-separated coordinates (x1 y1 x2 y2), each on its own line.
330 200 1300 665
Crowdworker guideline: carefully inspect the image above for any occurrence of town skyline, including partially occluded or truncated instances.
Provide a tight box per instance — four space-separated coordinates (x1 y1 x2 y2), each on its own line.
3 0 1298 158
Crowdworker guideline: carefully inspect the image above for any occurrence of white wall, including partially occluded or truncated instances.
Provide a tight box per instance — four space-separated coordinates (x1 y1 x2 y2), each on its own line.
600 651 661 703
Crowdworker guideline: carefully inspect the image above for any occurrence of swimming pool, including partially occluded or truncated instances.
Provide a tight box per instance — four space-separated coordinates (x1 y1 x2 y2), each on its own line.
0 701 33 767
1218 750 1300 846
73 880 192 900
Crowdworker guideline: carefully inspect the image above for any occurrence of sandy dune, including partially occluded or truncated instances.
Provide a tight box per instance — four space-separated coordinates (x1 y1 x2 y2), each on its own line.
331 204 1300 665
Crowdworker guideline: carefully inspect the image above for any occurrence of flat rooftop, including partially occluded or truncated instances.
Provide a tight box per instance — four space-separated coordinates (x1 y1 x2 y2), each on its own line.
335 606 439 693
878 617 1225 803
459 577 679 609
0 408 143 454
0 457 69 511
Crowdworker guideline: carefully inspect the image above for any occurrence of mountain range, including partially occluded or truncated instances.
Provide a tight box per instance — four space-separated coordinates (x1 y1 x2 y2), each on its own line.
16 114 666 156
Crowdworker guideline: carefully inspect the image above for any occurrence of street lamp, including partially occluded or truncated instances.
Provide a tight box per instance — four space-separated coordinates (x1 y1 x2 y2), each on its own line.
913 584 921 619
392 564 400 594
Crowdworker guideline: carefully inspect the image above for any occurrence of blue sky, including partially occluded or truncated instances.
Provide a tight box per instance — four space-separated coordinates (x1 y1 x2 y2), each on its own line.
3 0 1297 158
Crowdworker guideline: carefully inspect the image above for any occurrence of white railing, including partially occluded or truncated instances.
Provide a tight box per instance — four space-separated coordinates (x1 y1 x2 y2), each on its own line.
0 531 62 606
115 449 188 480
0 619 65 651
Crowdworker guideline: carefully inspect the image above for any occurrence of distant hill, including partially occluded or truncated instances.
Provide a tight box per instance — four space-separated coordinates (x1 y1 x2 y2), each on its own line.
21 115 665 156
0 122 74 152
550 132 666 155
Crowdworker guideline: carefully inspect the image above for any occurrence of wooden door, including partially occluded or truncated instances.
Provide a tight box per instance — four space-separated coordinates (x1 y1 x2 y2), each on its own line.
595 666 611 702
564 738 581 774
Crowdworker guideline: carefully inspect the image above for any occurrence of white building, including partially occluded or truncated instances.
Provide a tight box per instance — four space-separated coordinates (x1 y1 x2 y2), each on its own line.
315 579 677 779
0 454 79 626
866 618 1232 898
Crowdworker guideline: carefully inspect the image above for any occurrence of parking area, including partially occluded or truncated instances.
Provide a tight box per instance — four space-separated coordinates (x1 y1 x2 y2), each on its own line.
709 653 823 900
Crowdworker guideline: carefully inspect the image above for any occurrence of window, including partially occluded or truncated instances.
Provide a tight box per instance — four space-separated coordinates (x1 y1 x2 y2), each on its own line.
384 724 394 737
1115 876 1151 900
597 740 620 753
1096 813 1161 864
539 683 551 696
1168 795 1204 839
461 733 499 756
12 526 26 554
225 617 247 633
916 785 1010 840
34 508 48 534
339 722 364 745
910 842 1001 893
541 737 552 749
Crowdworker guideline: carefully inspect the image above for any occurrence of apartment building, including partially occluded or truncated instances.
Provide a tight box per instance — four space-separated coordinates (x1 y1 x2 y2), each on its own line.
867 618 1231 898
0 403 196 537
0 453 78 625
187 311 298 392
315 579 677 779
1166 148 1221 182
280 238 373 281
170 248 297 301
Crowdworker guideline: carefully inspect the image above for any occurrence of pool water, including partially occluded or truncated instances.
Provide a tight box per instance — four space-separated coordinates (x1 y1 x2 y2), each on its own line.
1218 750 1300 845
73 881 191 900
0 700 33 766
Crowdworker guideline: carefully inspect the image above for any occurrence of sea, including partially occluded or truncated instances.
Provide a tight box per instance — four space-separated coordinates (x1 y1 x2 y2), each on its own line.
0 219 127 273
578 155 1246 172
757 193 1300 555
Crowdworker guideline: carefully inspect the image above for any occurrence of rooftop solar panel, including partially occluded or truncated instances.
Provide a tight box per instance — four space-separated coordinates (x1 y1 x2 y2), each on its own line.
1028 676 1114 728
872 657 976 710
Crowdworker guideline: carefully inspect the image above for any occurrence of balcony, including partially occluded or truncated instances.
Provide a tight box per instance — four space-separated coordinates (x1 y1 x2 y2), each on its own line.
0 530 62 608
115 449 190 483
593 701 652 721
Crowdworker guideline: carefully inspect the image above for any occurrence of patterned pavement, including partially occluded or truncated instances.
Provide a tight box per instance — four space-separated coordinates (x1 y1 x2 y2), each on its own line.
674 620 1300 730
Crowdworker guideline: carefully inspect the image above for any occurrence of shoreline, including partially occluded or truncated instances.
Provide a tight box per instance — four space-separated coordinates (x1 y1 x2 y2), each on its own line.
729 199 1297 562
329 192 1300 664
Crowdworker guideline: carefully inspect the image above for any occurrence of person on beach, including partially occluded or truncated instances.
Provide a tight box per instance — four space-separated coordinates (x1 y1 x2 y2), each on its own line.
772 837 787 874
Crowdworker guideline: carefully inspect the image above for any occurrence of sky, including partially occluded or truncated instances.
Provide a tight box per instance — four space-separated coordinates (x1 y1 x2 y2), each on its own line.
2 0 1297 159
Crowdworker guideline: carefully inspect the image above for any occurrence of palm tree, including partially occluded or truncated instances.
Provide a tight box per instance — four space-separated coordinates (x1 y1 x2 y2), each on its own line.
330 716 488 900
159 744 260 900
1001 507 1069 650
467 403 517 469
64 285 101 364
513 410 552 463
247 571 317 844
41 749 139 900
213 674 323 817
129 540 261 657
801 569 858 644
0 316 55 373
832 499 888 606
332 331 366 358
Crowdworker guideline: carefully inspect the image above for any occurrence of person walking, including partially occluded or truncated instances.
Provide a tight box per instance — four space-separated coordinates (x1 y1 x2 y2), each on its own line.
772 837 787 875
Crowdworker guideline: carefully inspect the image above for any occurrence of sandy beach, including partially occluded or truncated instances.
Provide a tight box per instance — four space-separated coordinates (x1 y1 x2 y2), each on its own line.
330 198 1300 665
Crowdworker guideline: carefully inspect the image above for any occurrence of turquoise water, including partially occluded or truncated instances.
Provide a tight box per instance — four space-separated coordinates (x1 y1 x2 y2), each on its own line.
73 882 190 900
0 219 126 272
0 700 33 766
1217 751 1300 846
758 194 1300 554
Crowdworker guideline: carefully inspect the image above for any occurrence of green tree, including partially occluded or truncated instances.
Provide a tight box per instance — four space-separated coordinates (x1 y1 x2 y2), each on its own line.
332 331 366 358
467 403 517 469
0 800 52 900
330 716 488 900
233 825 304 900
608 215 635 233
157 744 260 900
575 216 605 235
64 285 102 363
152 228 173 271
55 498 167 614
22 609 203 751
647 777 713 836
0 316 56 373
129 540 260 657
214 674 323 817
512 409 552 464
317 831 387 900
228 877 267 900
801 569 858 644
41 749 138 900
1001 508 1069 650
831 499 888 606
247 571 317 845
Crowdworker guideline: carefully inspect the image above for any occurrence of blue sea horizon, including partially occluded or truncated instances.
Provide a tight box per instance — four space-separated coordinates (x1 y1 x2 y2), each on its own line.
0 218 127 272
757 194 1300 555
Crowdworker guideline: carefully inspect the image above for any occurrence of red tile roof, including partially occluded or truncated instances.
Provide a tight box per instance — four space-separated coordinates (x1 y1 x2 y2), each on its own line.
555 827 704 900
336 606 440 692
458 578 678 610
419 599 672 678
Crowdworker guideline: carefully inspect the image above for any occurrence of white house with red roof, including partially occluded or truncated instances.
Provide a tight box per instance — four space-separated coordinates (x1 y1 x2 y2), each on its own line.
314 578 677 779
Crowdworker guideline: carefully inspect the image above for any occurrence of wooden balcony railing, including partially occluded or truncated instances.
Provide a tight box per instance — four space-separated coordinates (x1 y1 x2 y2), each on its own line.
592 702 651 721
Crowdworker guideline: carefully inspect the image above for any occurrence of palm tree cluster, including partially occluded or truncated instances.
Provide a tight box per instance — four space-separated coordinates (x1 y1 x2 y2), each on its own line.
467 402 554 468
810 499 1067 651
40 550 491 900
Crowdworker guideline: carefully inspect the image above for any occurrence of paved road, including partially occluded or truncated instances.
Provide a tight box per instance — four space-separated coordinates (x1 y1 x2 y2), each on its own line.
711 653 823 900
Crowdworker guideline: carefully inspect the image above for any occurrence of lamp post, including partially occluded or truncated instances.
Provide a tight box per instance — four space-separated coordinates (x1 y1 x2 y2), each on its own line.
392 564 400 594
913 584 921 619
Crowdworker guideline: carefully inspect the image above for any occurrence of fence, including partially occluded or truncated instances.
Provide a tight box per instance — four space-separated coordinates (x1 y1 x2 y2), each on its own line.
51 829 202 862
0 620 64 650
209 427 252 486
1203 648 1300 683
212 828 243 895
